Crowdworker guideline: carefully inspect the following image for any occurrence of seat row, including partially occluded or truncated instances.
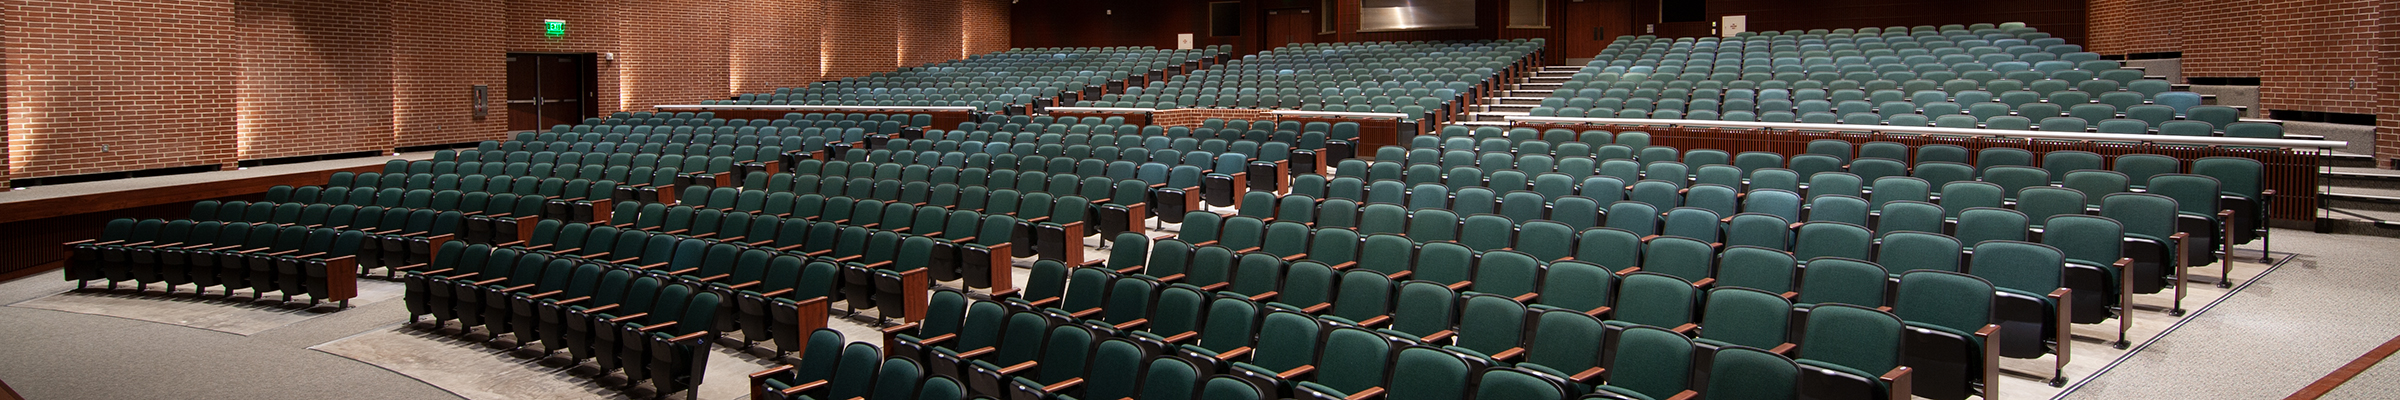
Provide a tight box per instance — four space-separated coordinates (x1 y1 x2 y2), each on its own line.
66 219 366 308
400 242 728 398
859 250 1984 400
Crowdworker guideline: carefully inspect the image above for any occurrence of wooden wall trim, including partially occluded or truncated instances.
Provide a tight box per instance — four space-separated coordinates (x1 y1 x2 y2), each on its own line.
0 165 381 225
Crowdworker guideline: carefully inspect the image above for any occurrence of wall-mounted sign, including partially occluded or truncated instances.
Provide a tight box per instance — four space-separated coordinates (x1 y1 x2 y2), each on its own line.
544 19 566 37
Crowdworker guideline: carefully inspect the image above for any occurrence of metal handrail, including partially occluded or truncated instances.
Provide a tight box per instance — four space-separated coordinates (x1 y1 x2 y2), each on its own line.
1267 110 1413 120
1043 107 1157 113
652 105 979 112
1506 116 2349 150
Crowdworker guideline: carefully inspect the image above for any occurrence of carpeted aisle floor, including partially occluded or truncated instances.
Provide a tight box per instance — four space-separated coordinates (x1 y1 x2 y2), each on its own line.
2063 231 2400 399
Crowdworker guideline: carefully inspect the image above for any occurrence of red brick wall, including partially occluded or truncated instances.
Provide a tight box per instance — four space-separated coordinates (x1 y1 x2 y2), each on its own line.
2109 0 2180 54
2258 0 2382 117
620 0 730 107
731 0 823 94
2087 0 2383 117
823 1 899 79
235 0 396 161
2172 0 2263 78
3 0 1010 183
901 0 965 67
2381 0 2400 168
5 0 242 179
963 0 1013 57
394 0 508 148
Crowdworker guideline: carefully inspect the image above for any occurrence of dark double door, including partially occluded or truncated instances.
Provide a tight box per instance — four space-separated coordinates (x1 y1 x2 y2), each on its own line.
507 53 597 131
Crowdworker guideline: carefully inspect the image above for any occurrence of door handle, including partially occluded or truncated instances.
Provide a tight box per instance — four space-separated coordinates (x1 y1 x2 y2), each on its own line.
507 100 535 104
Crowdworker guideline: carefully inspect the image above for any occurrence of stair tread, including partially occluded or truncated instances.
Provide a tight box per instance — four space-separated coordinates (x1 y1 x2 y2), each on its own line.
2326 167 2400 178
2323 207 2400 224
2326 187 2400 200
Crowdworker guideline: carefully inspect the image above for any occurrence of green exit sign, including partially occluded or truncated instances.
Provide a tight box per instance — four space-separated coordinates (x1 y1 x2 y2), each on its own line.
544 19 566 37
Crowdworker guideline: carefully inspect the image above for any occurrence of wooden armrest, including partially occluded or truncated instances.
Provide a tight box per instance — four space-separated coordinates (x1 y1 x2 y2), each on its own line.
1345 387 1387 400
580 304 619 314
725 281 761 290
1665 390 1699 400
1670 323 1699 336
1691 277 1715 288
916 333 957 348
501 283 538 292
668 267 701 276
1024 296 1060 310
637 321 680 332
1444 280 1471 291
552 296 591 305
998 360 1039 375
1043 377 1085 393
780 380 830 396
1279 364 1317 380
1069 307 1103 319
1492 347 1525 362
1190 240 1220 248
758 288 795 298
1571 366 1606 384
775 243 807 252
1386 270 1413 280
1165 331 1199 344
1247 291 1279 302
641 261 670 270
1511 292 1538 303
956 346 997 359
1215 346 1252 361
1328 261 1357 271
1299 302 1331 314
1359 315 1391 328
1422 329 1454 343
265 249 303 256
1114 319 1149 331
1154 273 1186 283
473 277 510 286
749 364 796 379
606 312 650 323
1279 253 1308 262
695 273 731 283
1879 366 1912 400
668 330 710 343
1197 282 1228 292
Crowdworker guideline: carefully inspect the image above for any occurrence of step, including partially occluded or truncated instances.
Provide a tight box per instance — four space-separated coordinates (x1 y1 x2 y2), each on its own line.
1449 121 1512 128
2325 167 2400 190
1475 104 1536 113
2319 207 2400 239
1539 66 1585 73
1471 112 1527 122
1495 89 1555 97
1524 75 1573 83
1488 96 1547 106
1512 83 1563 90
2327 151 2380 169
2323 187 2400 213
